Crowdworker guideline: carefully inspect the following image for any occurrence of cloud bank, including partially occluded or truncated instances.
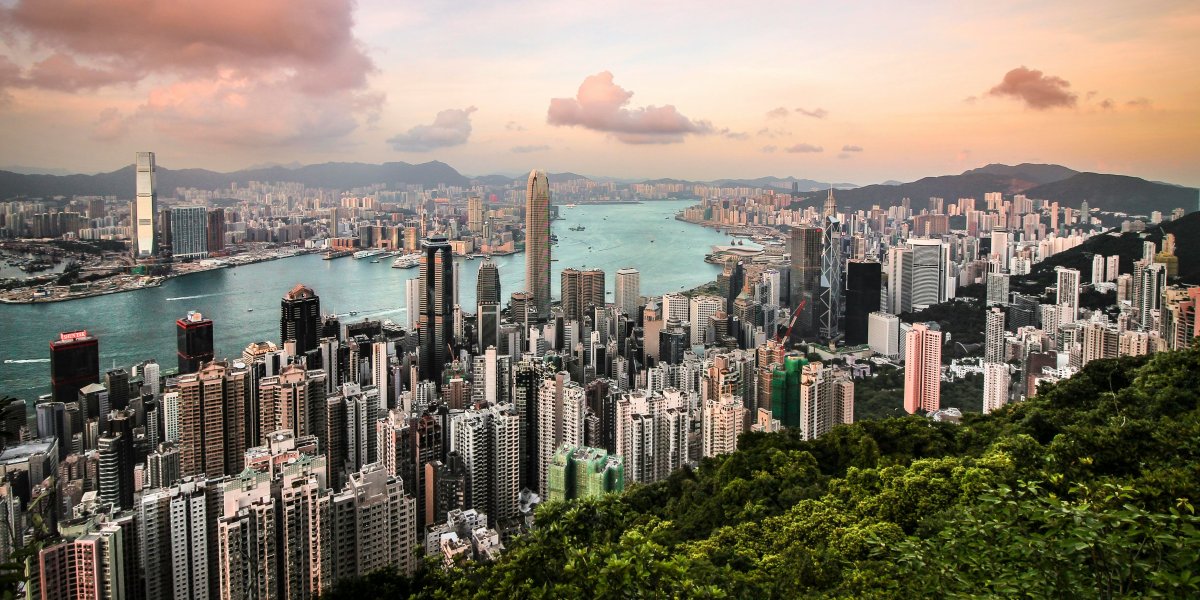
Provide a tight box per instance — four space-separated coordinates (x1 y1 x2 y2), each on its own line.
388 107 477 152
988 66 1077 109
0 0 380 146
547 71 713 144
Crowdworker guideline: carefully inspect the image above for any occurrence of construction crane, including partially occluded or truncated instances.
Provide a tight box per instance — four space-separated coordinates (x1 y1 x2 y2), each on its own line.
776 299 807 343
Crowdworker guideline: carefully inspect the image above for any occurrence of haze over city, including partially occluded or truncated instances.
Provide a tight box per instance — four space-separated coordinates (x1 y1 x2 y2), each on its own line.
1 0 1198 185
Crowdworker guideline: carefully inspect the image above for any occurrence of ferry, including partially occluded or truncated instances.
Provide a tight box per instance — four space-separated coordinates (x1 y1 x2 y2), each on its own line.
392 254 421 269
354 249 385 259
323 250 352 260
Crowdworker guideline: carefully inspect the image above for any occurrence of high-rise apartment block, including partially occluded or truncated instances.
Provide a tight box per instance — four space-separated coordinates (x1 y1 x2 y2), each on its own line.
903 323 942 414
170 206 209 260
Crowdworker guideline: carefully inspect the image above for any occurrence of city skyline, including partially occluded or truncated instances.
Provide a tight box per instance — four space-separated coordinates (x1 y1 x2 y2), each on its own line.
0 1 1197 186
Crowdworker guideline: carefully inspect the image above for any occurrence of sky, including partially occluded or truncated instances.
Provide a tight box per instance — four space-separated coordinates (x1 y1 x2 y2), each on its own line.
0 0 1198 186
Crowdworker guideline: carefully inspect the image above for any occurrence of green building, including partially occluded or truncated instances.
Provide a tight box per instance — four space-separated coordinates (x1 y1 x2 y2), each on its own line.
770 355 807 428
547 445 625 503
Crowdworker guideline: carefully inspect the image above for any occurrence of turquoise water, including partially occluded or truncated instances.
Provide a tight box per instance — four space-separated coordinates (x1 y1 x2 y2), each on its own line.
0 200 732 401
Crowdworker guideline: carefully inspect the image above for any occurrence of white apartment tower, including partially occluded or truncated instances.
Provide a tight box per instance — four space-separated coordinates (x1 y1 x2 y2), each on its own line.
615 267 641 317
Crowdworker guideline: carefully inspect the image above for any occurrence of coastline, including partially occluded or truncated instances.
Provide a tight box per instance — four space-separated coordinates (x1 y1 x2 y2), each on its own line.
0 246 313 305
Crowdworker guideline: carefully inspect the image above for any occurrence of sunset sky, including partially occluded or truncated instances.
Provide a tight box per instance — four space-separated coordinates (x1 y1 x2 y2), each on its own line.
1 0 1197 185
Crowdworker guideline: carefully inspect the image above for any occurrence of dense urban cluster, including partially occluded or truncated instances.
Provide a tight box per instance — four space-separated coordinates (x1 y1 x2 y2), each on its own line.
0 153 1196 599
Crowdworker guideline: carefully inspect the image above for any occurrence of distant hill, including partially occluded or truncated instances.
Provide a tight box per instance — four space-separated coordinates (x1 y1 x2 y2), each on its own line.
799 166 1197 215
1021 173 1198 216
804 172 1028 211
1015 210 1200 293
0 161 470 199
962 163 1079 185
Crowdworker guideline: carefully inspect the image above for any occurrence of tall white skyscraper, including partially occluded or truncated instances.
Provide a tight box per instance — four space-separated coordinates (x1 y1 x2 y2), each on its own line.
135 151 157 258
689 295 724 346
1056 267 1081 323
615 267 641 317
525 170 552 320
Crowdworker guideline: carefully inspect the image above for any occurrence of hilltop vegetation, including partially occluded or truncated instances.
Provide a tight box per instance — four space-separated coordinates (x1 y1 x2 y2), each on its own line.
324 342 1200 598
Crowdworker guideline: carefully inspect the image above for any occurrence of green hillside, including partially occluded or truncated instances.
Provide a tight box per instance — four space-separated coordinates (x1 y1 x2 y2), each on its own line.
324 344 1200 599
1015 210 1200 294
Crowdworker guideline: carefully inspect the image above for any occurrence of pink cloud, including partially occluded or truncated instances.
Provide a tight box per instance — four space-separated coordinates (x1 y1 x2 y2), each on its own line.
547 71 713 144
987 66 1077 110
387 107 477 152
0 0 379 146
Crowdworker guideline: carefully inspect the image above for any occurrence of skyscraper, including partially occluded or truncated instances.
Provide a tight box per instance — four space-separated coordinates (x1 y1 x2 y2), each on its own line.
908 239 949 311
134 151 157 258
983 363 1010 414
845 261 882 345
525 170 552 320
206 208 226 254
689 295 725 346
789 227 822 340
985 307 1006 364
467 196 484 233
419 237 455 385
281 284 321 359
50 330 99 404
170 206 209 260
903 323 942 414
819 189 843 340
176 311 214 375
615 268 641 317
561 268 605 322
1056 267 1081 323
476 258 501 305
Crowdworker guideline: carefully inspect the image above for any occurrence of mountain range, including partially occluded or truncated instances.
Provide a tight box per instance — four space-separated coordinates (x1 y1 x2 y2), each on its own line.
0 161 1194 217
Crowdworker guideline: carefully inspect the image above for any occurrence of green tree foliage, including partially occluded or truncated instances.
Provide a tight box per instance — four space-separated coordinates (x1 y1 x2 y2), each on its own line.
322 345 1200 599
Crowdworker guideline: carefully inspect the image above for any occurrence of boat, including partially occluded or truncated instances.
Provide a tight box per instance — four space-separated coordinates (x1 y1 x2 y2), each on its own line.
349 311 359 316
323 250 352 260
569 225 586 231
247 308 253 312
392 254 421 269
354 249 385 259
370 259 380 263
466 255 475 261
